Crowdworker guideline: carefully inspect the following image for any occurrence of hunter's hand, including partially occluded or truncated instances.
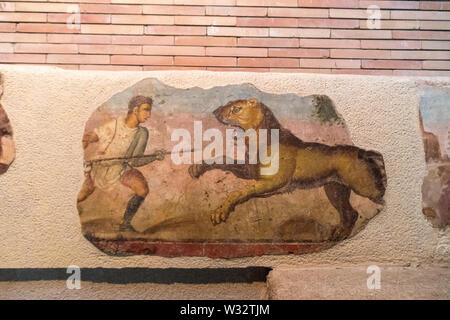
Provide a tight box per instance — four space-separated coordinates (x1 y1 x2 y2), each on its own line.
155 150 166 161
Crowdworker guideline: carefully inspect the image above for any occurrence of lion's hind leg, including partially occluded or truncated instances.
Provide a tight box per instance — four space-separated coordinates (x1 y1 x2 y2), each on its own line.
324 182 359 241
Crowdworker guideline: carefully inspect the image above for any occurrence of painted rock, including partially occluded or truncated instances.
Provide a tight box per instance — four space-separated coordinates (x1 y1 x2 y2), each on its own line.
78 78 387 258
0 74 15 175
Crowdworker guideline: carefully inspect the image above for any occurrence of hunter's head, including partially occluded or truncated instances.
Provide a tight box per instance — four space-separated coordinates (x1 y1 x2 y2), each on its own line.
128 95 153 123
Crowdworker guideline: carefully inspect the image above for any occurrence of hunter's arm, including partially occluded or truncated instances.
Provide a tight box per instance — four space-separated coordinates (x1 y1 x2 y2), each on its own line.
128 128 161 167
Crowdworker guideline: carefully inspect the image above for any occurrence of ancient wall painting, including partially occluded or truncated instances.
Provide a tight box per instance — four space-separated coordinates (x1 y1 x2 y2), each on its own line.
0 74 15 175
420 86 450 228
78 78 387 258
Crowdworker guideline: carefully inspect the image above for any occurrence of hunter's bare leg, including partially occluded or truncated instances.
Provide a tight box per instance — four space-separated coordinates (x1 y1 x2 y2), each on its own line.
118 168 149 232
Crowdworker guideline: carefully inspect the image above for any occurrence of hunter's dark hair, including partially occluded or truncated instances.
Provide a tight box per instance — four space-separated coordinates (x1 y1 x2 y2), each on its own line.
128 95 153 114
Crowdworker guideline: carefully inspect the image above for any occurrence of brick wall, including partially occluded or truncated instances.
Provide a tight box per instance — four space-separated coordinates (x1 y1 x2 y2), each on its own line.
0 0 449 76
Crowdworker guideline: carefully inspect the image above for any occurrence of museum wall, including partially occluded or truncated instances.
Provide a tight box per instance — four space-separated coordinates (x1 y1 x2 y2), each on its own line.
0 0 449 76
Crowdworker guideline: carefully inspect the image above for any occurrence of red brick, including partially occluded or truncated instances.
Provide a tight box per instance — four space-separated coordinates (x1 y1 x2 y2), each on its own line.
238 0 297 6
269 8 328 18
79 44 142 54
362 60 422 69
143 5 205 15
361 40 421 50
112 15 174 25
332 69 393 75
48 34 111 44
111 55 173 65
269 28 298 37
48 13 111 24
175 36 236 46
421 41 450 50
423 60 450 70
0 2 15 11
359 1 419 9
330 9 390 19
298 0 358 8
0 12 47 22
206 6 267 16
298 18 359 29
0 53 46 63
0 23 16 32
15 43 78 53
55 0 110 2
14 2 73 13
360 20 419 30
17 23 80 34
420 1 450 10
269 28 330 38
330 49 391 59
0 33 47 43
174 0 235 5
391 51 450 60
0 43 13 53
47 54 110 64
143 45 205 56
207 27 268 37
300 29 330 38
300 58 361 68
80 4 142 14
80 65 143 71
144 66 207 71
238 57 299 68
393 31 450 40
175 16 236 26
175 56 236 66
300 39 360 48
269 48 329 58
420 21 450 31
112 0 173 4
391 10 450 20
237 18 297 27
81 24 143 35
113 35 173 45
206 47 267 57
238 37 299 48
332 30 392 39
146 25 206 35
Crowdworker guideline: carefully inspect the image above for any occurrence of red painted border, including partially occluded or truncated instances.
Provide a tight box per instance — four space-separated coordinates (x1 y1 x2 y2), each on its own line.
88 236 336 258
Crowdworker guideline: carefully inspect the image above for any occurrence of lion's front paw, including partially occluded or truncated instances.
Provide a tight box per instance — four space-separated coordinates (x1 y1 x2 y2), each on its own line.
210 205 230 225
188 164 204 179
330 225 352 241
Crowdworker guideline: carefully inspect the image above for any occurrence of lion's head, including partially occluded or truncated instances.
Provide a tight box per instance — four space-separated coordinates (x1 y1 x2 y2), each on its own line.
213 98 281 131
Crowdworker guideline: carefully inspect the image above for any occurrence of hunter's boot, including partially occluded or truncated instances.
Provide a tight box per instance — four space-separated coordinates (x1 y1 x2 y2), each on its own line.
119 195 145 232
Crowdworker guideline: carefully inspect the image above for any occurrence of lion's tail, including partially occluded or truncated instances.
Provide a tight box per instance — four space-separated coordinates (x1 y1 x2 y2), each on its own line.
358 149 387 204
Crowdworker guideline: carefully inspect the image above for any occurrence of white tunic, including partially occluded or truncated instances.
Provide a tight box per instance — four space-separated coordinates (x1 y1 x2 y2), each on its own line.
91 116 138 190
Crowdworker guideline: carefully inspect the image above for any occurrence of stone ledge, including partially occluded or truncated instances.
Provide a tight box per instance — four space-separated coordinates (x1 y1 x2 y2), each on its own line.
267 265 449 300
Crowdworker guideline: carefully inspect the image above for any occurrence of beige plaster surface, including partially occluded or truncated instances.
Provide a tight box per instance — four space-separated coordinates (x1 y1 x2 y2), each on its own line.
0 65 448 268
268 265 449 300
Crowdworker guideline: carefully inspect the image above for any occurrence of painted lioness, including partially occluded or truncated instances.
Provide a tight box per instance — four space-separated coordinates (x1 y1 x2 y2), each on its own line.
189 97 387 240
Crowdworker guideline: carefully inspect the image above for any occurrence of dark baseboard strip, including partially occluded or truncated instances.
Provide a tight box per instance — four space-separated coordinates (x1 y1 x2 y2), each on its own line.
0 267 271 284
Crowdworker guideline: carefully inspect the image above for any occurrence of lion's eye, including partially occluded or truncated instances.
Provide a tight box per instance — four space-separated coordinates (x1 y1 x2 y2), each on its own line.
232 107 242 114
